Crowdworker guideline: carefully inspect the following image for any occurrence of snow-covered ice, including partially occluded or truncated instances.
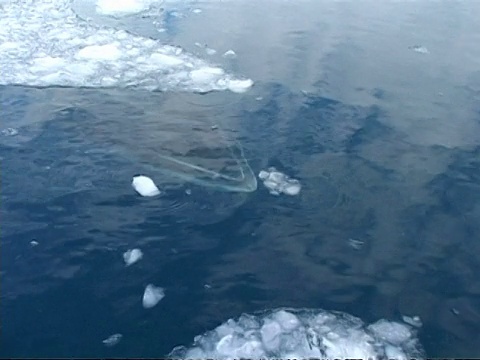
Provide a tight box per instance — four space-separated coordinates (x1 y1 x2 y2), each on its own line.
132 175 160 197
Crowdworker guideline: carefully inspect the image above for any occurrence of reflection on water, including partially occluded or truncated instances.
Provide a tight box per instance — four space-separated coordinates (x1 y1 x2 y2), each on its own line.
2 0 480 358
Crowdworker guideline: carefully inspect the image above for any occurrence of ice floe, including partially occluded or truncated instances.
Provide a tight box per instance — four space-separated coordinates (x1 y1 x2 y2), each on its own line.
132 175 161 197
0 0 253 94
102 333 122 347
123 248 143 266
168 308 424 359
142 284 165 308
259 167 301 196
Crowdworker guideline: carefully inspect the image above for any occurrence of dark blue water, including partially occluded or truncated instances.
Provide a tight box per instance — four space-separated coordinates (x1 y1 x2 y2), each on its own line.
2 0 480 357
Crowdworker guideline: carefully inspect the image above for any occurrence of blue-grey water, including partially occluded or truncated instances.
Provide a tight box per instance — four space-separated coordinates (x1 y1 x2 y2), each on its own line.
2 0 480 357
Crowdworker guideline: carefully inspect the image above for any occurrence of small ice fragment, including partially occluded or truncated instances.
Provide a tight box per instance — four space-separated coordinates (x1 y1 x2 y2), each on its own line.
451 308 460 316
348 238 364 250
132 175 161 197
255 96 263 101
204 284 212 289
185 189 192 195
142 284 165 308
402 315 422 328
222 50 237 58
192 8 202 13
123 248 143 266
1 128 18 136
103 333 122 347
211 125 218 130
30 240 39 247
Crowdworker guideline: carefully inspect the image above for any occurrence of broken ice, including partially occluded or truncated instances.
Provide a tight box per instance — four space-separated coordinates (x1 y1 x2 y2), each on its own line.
142 284 165 308
132 175 160 197
123 248 143 266
259 167 301 196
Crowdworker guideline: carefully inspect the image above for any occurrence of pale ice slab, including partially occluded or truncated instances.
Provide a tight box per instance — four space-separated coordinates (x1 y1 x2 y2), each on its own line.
142 284 165 308
168 308 424 359
259 167 301 196
0 0 253 93
132 175 161 197
123 248 143 266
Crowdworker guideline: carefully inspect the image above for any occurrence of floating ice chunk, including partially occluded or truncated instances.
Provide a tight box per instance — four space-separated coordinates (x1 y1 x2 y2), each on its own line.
259 167 301 196
132 175 160 197
76 44 122 61
102 333 122 347
96 0 156 16
260 320 282 351
30 240 39 247
348 238 365 250
205 47 217 55
192 8 202 14
402 315 422 328
368 319 412 345
123 248 143 266
190 67 224 83
410 45 429 54
272 310 300 331
223 50 237 58
227 79 254 93
142 284 165 308
168 308 424 359
1 128 18 136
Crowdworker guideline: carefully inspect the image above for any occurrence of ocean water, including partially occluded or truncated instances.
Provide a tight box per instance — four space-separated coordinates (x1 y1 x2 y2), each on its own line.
1 0 480 358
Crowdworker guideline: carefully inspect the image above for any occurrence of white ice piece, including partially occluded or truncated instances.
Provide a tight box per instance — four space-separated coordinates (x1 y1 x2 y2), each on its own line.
132 175 160 197
123 248 143 266
258 167 301 196
142 284 165 308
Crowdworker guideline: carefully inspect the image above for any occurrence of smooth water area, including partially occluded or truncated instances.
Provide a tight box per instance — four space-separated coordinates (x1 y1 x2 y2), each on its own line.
1 0 480 357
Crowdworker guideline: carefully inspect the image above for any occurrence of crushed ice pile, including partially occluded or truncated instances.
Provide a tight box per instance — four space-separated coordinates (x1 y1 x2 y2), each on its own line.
168 308 424 360
132 175 160 197
0 0 253 93
259 167 301 196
